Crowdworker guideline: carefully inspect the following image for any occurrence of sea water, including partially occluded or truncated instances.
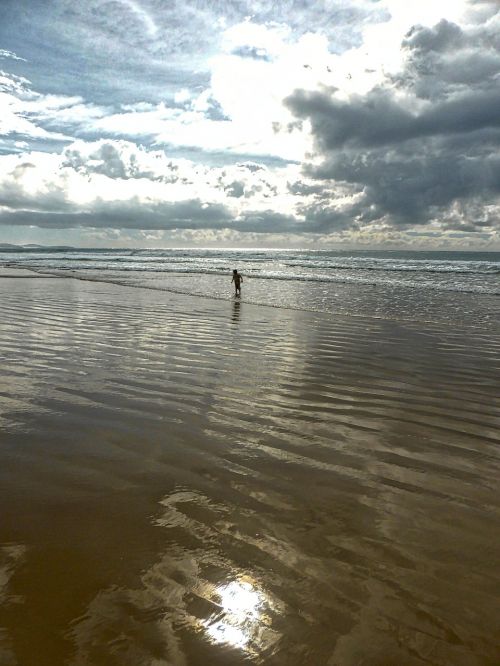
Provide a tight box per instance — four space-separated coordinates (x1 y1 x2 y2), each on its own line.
1 248 499 328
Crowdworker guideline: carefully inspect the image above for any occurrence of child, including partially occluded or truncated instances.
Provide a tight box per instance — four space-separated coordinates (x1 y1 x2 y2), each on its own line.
231 269 243 296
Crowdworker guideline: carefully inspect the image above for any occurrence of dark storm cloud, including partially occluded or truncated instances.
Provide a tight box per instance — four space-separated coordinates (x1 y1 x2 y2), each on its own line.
286 88 500 149
396 16 500 99
233 210 302 233
287 180 326 196
0 174 73 214
402 19 465 53
284 12 500 231
0 199 233 230
233 201 359 233
307 135 500 227
296 201 360 232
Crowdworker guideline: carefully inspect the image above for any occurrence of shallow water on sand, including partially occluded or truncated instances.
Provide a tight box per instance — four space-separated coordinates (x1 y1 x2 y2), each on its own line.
13 267 500 330
0 274 499 665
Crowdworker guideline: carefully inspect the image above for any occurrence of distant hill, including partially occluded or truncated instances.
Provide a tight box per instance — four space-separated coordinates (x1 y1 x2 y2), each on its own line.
0 244 76 250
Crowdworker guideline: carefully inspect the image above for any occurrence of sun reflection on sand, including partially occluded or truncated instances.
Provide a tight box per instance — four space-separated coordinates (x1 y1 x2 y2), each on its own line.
202 577 275 653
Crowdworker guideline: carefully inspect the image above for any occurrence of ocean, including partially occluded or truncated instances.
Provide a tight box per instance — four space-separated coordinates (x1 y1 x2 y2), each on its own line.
2 248 498 328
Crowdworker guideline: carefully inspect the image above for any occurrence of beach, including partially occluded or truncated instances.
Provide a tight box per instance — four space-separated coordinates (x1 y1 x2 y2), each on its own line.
0 269 499 665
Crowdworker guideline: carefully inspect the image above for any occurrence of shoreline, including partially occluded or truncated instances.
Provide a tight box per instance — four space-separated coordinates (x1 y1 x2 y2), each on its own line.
2 265 499 331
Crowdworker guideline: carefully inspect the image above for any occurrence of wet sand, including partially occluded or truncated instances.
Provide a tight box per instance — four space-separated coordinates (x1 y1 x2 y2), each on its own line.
0 271 499 665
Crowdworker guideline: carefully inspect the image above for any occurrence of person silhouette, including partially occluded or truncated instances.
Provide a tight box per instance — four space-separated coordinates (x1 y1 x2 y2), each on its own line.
231 269 243 296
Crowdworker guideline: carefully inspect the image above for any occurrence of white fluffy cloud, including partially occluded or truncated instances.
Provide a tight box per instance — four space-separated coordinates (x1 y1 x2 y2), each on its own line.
0 139 319 232
0 70 101 144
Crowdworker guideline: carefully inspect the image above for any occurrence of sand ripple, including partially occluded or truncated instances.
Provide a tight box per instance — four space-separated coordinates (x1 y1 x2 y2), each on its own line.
0 276 499 665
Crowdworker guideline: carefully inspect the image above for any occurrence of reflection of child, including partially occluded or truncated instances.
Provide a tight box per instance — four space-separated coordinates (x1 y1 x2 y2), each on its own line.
231 269 243 296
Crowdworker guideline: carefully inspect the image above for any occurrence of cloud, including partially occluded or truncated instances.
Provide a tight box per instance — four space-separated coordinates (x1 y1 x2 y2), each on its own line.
117 0 159 38
61 140 177 180
0 0 499 247
0 49 26 62
0 70 88 146
0 33 308 163
231 46 272 62
0 139 310 232
286 86 500 149
0 9 398 163
0 200 232 230
0 137 370 237
233 210 301 233
283 6 500 232
396 12 500 99
402 19 465 53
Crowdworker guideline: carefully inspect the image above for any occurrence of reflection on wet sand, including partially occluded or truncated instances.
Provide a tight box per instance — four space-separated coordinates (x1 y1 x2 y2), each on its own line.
204 579 268 650
231 298 242 324
0 275 499 665
68 522 282 664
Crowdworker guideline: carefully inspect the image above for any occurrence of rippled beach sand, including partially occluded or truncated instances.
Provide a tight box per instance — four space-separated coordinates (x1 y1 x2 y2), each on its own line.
0 272 499 665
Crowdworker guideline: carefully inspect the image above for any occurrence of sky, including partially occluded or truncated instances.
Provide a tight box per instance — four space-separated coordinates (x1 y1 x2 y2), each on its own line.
0 0 499 249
